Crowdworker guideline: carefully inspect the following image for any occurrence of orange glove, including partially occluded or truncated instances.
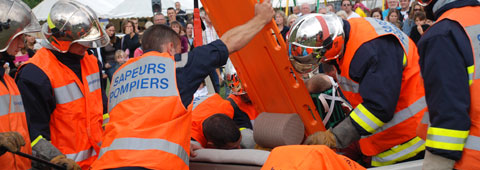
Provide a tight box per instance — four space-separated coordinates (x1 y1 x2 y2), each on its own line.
50 155 81 170
303 130 337 148
0 132 25 155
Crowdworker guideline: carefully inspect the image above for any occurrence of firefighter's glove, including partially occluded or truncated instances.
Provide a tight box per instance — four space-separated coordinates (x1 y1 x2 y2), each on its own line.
50 155 81 170
423 150 455 170
303 130 337 148
0 132 25 155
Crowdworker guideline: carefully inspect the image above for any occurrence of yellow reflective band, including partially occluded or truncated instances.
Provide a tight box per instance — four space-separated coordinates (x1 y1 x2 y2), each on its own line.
403 53 407 67
47 14 56 29
239 127 246 131
427 127 469 139
31 135 44 147
468 65 474 85
103 113 110 120
371 137 425 166
351 111 376 133
426 140 465 151
358 104 384 128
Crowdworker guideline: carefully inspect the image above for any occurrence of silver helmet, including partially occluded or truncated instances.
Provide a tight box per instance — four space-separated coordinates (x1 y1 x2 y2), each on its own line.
287 13 345 74
0 0 41 52
41 0 109 53
224 59 246 95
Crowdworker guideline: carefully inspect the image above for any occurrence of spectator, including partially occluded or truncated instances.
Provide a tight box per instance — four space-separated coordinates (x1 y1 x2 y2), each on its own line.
120 20 141 58
275 10 289 41
301 3 312 15
170 21 189 53
382 0 401 20
134 34 144 58
387 8 402 29
341 0 360 19
370 7 383 20
399 0 410 22
153 12 166 25
167 7 185 26
293 6 301 15
25 34 37 57
201 8 222 93
109 50 128 76
144 21 154 29
175 1 187 23
336 10 348 20
186 22 194 48
287 14 298 27
318 6 328 14
102 23 120 80
409 11 429 44
130 18 140 33
402 2 423 35
327 3 336 13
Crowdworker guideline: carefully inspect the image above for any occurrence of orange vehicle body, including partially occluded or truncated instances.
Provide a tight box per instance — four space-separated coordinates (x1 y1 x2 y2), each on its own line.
200 0 326 135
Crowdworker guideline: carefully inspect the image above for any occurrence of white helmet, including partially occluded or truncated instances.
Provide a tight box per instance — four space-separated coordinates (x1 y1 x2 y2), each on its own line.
224 59 246 95
0 0 41 52
41 0 109 53
287 14 345 74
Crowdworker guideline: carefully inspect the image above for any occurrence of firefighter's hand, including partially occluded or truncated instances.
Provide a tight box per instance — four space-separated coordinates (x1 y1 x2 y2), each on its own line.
255 0 275 25
0 132 25 155
190 143 203 158
50 155 81 170
303 130 337 148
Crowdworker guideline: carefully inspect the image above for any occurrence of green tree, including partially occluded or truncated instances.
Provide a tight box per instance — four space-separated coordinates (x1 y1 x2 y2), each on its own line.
23 0 42 9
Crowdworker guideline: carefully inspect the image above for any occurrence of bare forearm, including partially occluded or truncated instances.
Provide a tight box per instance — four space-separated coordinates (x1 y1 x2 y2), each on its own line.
220 16 270 53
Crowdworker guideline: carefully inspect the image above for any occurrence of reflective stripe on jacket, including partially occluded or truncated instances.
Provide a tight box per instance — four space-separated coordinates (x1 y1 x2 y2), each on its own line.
0 74 32 170
417 6 480 170
23 48 103 169
91 51 190 170
338 18 427 166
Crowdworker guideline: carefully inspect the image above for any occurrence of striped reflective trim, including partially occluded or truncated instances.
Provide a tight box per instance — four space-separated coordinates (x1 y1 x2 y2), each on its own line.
468 65 474 85
402 53 407 67
426 127 469 151
54 82 84 104
372 137 425 166
337 74 359 93
108 56 178 111
176 53 189 68
367 97 426 136
0 95 9 116
420 112 429 124
86 72 101 92
31 135 44 147
66 147 96 163
10 95 24 113
365 18 410 52
102 113 110 126
465 24 480 80
99 137 189 165
465 135 480 151
191 94 214 110
350 104 384 133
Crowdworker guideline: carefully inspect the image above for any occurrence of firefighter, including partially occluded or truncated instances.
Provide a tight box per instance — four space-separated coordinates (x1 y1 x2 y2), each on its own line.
91 0 274 169
15 1 108 169
415 0 480 169
288 14 427 167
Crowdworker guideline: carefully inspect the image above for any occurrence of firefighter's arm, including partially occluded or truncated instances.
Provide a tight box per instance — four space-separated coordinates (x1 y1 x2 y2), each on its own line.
219 0 274 53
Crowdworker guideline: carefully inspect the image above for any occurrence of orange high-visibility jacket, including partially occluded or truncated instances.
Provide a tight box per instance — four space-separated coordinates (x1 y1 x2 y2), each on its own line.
228 94 259 120
91 51 190 170
262 145 365 170
0 74 32 170
416 6 480 170
24 48 103 169
190 93 234 147
337 18 427 166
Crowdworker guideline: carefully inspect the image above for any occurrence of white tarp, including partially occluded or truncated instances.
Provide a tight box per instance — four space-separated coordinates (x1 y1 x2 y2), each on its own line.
160 0 203 14
33 0 153 20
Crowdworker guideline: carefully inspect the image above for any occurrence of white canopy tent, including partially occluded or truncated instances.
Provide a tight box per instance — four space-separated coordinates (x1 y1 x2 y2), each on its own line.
160 0 203 14
33 0 154 20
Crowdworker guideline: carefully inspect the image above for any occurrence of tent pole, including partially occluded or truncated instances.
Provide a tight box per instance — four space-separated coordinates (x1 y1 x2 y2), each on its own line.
285 0 290 16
